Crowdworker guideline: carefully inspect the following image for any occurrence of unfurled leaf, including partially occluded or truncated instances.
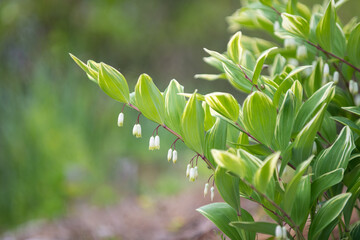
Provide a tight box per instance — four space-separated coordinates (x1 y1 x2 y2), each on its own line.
70 54 98 83
308 193 351 240
290 80 303 113
135 74 165 124
314 126 355 178
227 32 243 64
342 106 360 116
99 62 130 103
311 168 344 203
164 79 186 134
202 102 216 131
253 152 280 194
252 47 277 85
215 167 240 213
242 92 277 147
181 91 205 154
205 118 227 167
205 92 239 122
281 13 309 38
230 221 277 235
347 23 360 67
291 175 311 225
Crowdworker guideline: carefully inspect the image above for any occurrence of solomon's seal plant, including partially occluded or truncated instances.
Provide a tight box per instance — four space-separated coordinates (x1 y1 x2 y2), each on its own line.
70 0 360 239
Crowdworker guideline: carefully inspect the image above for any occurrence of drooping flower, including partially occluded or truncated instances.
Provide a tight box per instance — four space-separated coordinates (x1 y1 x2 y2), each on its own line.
194 166 199 179
355 94 360 106
275 225 282 239
154 135 160 150
323 63 330 77
186 164 191 177
204 183 209 197
189 168 195 182
172 149 177 163
117 112 124 127
132 124 138 136
296 45 307 60
135 124 142 138
210 186 215 201
333 71 339 84
167 149 172 162
284 38 296 49
149 136 155 150
349 80 359 95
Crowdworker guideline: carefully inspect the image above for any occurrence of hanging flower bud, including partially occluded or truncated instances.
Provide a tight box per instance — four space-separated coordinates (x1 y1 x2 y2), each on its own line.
117 112 124 127
132 124 138 136
172 149 177 163
275 225 282 239
194 166 199 179
323 63 330 77
284 38 296 49
355 94 360 106
154 135 160 150
186 164 191 177
149 136 155 150
273 21 280 32
282 226 288 240
210 186 215 201
189 168 195 182
349 80 359 95
204 183 209 197
167 148 172 162
296 45 307 60
333 71 339 84
135 124 142 138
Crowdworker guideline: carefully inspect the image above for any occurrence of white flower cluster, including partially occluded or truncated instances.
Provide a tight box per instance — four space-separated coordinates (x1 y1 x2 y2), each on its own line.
167 149 177 163
186 164 198 182
132 124 142 138
275 225 288 240
203 183 215 201
349 80 359 95
149 135 160 150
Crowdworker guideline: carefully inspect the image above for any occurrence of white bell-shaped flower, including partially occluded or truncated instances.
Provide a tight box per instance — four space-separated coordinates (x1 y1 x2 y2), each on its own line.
355 94 360 106
117 112 124 127
149 136 155 150
167 149 173 162
186 164 191 177
210 186 215 201
194 166 199 179
189 168 195 182
154 135 160 150
288 58 299 67
204 183 209 197
172 150 177 163
296 45 307 60
323 63 330 77
284 38 296 49
132 124 138 136
135 124 142 138
349 80 359 95
333 71 339 84
275 225 282 238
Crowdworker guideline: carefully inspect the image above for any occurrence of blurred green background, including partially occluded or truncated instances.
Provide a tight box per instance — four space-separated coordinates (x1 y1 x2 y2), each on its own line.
0 0 359 232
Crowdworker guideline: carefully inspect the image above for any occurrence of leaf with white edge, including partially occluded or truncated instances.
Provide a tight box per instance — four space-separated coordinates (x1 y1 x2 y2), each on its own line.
311 168 344 203
281 13 309 38
304 58 323 97
347 23 360 67
70 53 98 83
293 82 334 133
99 62 130 103
291 175 311 226
205 118 227 167
308 193 351 240
284 65 312 80
290 80 303 113
135 74 165 124
181 91 205 154
194 73 227 81
253 152 280 195
203 102 216 131
342 106 360 116
252 47 277 85
227 31 243 64
292 103 326 166
205 92 240 122
331 116 360 135
282 156 313 213
215 167 240 214
164 79 186 134
275 90 295 151
242 92 277 147
313 126 355 178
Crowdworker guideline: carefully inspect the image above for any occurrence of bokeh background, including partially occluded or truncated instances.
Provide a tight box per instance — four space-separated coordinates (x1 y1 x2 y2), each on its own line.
0 0 359 238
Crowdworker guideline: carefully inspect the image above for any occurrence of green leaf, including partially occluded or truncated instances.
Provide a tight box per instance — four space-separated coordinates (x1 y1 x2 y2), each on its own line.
70 53 98 83
286 0 298 14
99 62 130 103
343 178 360 225
227 32 243 64
292 103 326 166
242 92 277 147
347 23 360 67
163 79 186 134
342 106 360 116
135 74 165 124
215 167 240 213
259 0 272 7
316 0 346 57
308 193 351 240
350 221 360 240
211 149 261 181
331 116 360 135
230 221 277 235
293 82 334 133
205 92 239 122
311 168 344 203
275 90 295 150
313 126 355 178
304 58 323 97
252 47 278 85
205 118 227 167
202 102 216 131
253 152 280 194
270 54 286 77
291 175 311 226
197 203 242 240
181 90 205 154
230 143 272 156
283 156 313 213
281 13 310 38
